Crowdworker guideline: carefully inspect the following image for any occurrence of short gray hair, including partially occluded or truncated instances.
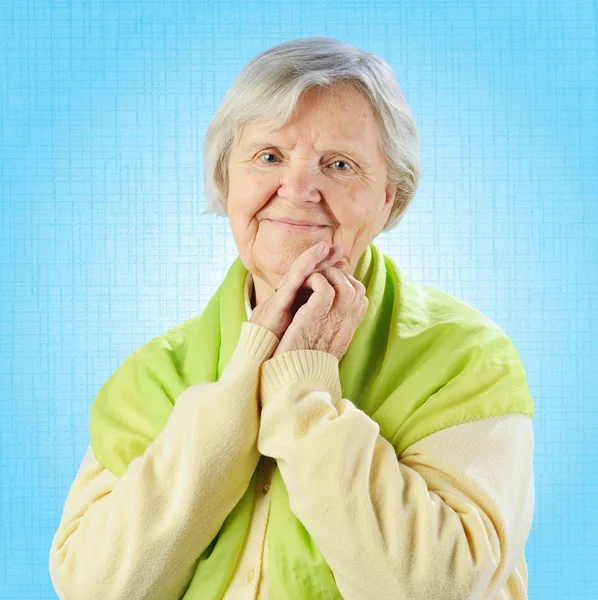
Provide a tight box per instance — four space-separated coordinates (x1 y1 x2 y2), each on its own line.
202 36 421 232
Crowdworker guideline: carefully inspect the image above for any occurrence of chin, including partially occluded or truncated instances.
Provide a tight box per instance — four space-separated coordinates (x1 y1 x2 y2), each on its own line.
265 255 295 276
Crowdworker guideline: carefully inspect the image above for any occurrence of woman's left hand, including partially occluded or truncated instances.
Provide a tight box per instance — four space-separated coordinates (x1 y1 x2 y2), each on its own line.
271 262 369 361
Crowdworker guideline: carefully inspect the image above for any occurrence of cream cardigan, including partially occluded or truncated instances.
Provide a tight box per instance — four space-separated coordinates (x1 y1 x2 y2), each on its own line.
49 273 535 599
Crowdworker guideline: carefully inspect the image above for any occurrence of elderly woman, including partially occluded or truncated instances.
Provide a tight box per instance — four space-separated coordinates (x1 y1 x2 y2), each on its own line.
49 37 535 600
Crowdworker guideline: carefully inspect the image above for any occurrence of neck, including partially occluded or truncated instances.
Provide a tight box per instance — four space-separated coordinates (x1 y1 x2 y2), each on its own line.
250 283 257 310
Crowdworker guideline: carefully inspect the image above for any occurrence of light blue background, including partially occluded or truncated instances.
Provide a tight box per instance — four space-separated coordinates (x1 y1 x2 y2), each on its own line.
1 1 596 598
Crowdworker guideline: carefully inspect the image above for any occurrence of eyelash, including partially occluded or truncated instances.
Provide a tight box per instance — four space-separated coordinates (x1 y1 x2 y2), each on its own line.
257 152 354 173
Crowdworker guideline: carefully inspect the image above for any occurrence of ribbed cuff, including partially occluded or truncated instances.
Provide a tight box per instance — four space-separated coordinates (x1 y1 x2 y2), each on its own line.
260 350 341 400
236 321 280 364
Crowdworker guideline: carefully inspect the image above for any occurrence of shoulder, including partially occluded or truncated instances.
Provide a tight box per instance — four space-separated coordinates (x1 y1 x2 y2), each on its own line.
394 264 507 338
393 266 525 365
90 314 205 441
99 308 209 396
387 268 534 430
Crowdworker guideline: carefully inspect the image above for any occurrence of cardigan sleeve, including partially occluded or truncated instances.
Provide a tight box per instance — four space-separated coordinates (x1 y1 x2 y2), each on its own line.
49 322 279 600
257 350 535 600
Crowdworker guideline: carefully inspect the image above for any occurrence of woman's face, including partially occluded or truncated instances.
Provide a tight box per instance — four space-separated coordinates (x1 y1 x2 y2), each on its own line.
226 84 396 298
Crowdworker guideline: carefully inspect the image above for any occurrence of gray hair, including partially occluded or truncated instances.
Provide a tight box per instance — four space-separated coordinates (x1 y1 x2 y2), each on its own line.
202 36 421 232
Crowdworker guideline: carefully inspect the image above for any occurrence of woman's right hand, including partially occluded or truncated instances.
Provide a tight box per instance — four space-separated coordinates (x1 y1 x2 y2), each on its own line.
249 241 349 340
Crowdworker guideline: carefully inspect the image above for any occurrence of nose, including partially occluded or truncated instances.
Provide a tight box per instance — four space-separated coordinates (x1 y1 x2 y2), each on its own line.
277 158 322 204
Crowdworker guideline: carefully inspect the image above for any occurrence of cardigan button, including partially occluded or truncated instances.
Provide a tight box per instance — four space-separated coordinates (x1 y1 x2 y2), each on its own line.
263 483 270 494
247 568 255 583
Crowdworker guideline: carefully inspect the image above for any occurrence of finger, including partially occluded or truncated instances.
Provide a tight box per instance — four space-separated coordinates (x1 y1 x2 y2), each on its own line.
323 267 357 310
275 243 345 305
346 273 366 297
303 271 336 314
330 255 351 275
328 272 367 333
348 274 368 321
274 241 331 305
318 266 353 293
357 294 369 323
314 245 344 272
307 267 355 318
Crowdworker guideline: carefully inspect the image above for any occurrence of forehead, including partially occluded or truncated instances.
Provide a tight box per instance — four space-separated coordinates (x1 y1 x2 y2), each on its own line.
238 86 383 156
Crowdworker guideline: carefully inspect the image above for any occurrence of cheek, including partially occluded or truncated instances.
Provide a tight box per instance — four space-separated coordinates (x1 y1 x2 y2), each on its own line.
229 169 276 220
331 190 374 228
330 190 385 259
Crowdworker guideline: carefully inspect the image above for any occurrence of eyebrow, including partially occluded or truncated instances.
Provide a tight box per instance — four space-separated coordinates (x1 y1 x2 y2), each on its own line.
243 141 289 152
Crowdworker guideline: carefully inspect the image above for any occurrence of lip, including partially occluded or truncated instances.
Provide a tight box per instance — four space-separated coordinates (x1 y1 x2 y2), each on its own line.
269 218 329 229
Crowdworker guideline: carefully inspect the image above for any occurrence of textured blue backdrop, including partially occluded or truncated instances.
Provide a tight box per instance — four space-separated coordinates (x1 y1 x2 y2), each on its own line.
1 1 596 598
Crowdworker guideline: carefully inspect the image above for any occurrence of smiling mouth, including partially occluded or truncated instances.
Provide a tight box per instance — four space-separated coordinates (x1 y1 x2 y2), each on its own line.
268 219 330 231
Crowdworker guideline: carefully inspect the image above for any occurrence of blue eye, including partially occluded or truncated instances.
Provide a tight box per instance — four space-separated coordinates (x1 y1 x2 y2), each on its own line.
259 153 279 164
331 160 351 171
257 153 353 172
